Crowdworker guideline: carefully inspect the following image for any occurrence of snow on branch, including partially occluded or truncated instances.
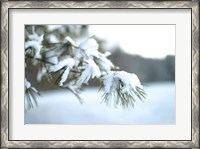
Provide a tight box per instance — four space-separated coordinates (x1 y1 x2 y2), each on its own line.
25 26 44 59
76 59 101 87
101 71 146 108
25 25 146 109
25 79 40 111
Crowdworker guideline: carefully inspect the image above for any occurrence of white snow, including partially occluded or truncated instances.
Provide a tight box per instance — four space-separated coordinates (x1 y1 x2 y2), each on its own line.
46 34 60 43
25 79 38 93
44 50 58 65
78 38 99 59
102 71 142 94
25 79 31 89
102 72 115 93
59 68 70 86
104 51 111 57
37 67 47 82
48 58 75 86
96 56 114 72
48 57 58 65
64 36 76 46
48 58 75 72
79 38 98 51
116 71 143 92
27 34 40 41
46 25 63 32
25 41 42 58
87 59 101 79
25 82 175 124
76 59 101 86
25 33 44 58
64 58 75 68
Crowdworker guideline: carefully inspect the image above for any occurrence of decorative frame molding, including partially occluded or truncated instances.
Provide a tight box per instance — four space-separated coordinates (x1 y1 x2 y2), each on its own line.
1 1 199 148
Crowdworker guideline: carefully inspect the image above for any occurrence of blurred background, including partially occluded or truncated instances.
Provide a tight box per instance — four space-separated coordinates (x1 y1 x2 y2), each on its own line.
25 25 175 125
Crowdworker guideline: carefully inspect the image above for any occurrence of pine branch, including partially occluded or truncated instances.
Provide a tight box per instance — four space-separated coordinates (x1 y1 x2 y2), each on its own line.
26 54 55 65
25 54 81 73
25 25 146 109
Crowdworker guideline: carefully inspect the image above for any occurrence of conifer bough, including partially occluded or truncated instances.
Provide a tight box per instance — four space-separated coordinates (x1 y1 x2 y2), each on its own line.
25 25 146 110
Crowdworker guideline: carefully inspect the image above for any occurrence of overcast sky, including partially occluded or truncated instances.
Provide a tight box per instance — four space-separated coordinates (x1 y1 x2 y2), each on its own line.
89 25 175 59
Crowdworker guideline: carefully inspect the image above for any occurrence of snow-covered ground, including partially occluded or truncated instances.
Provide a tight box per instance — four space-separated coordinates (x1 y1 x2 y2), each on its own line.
25 82 175 125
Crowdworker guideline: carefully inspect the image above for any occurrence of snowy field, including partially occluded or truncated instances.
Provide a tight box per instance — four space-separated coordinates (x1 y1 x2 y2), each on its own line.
25 82 175 125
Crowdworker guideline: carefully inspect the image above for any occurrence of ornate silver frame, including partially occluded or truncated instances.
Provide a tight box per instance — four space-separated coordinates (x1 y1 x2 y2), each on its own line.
1 1 199 148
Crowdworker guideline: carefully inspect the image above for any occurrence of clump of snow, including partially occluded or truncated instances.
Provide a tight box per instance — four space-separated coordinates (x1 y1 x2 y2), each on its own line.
48 58 75 72
46 34 60 43
64 36 76 46
25 30 44 58
117 71 143 93
79 38 98 51
103 51 111 57
101 72 117 93
74 38 115 72
95 54 114 72
27 33 41 41
88 59 101 79
25 79 38 93
76 59 101 87
37 67 47 82
25 40 42 58
46 25 63 32
25 79 31 89
48 57 75 86
102 71 143 94
77 38 99 59
59 68 70 86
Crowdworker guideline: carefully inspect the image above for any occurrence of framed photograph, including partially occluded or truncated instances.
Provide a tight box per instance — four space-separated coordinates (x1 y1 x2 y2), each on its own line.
1 1 199 148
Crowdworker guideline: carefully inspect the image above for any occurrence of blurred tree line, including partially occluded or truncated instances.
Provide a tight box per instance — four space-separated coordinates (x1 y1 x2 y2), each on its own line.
109 48 175 83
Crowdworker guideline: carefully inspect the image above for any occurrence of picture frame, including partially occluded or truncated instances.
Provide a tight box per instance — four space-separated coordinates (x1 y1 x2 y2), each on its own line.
1 0 199 148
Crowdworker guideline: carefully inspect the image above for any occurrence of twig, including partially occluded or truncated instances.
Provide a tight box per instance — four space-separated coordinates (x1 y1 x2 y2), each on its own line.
26 54 55 65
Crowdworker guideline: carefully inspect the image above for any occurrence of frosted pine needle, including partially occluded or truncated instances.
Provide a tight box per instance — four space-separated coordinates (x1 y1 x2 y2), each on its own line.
101 71 146 108
25 79 40 111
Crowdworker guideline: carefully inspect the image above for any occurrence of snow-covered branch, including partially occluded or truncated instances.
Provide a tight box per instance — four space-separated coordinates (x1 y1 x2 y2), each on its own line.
101 71 146 108
25 25 146 110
